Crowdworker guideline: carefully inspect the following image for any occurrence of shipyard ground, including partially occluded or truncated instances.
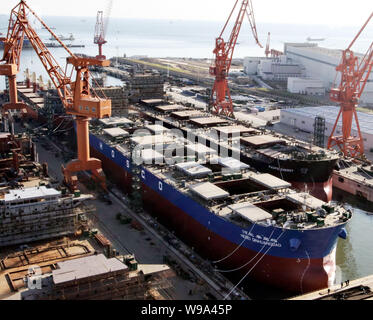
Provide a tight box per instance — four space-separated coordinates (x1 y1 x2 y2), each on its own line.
32 139 207 300
121 57 335 107
0 239 97 299
290 274 373 300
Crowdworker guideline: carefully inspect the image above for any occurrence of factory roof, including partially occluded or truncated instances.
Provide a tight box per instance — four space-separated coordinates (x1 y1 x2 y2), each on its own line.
2 187 61 202
186 143 218 155
282 106 373 135
218 157 250 170
99 117 133 127
155 105 187 112
171 110 205 119
241 135 286 147
190 117 229 127
140 149 164 163
53 254 127 285
130 134 174 146
141 99 164 106
229 202 273 223
286 193 325 210
145 124 170 134
189 182 229 201
213 125 259 136
248 173 291 190
176 162 212 178
103 128 129 138
293 45 342 59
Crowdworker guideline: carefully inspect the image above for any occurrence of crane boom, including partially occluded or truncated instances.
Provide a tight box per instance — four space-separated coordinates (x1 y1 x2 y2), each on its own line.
209 0 262 118
94 0 113 60
328 12 373 159
94 11 107 60
0 0 112 191
265 32 271 58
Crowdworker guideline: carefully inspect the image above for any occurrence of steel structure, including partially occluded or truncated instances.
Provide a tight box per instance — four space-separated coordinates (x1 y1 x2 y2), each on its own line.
314 116 326 148
328 12 373 158
209 0 262 118
94 11 107 60
265 32 271 58
94 1 112 60
0 0 112 190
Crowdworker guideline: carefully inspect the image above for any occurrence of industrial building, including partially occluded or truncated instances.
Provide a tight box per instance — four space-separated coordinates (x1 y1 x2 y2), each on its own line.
284 43 373 106
244 56 304 81
21 254 174 300
0 186 93 247
280 106 373 152
287 77 325 95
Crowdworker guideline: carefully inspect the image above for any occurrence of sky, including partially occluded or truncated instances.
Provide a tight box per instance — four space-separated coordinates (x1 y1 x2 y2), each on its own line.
0 0 372 27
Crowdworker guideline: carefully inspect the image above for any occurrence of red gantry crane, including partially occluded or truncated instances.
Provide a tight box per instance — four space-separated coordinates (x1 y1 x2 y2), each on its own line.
209 0 262 118
94 0 113 60
265 32 283 59
265 32 271 58
328 12 373 159
0 0 112 191
94 11 107 60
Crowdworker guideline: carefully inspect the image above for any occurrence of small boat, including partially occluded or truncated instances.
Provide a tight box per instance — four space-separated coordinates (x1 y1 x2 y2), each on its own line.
49 33 75 41
307 37 325 42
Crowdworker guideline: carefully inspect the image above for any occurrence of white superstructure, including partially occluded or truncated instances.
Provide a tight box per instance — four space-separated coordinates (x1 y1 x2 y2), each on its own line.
287 77 325 96
0 186 92 246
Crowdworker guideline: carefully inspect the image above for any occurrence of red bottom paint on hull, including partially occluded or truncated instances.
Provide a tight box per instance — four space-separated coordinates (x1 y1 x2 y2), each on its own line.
91 148 133 194
141 183 331 294
90 148 334 294
291 177 333 203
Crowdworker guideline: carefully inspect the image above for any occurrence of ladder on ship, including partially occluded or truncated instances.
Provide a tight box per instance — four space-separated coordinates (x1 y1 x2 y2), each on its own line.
129 142 143 213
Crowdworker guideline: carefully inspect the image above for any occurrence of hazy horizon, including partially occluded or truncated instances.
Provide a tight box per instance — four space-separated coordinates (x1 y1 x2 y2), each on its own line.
1 0 372 27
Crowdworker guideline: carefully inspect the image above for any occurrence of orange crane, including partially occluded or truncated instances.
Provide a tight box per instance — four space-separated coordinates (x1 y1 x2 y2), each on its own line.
265 32 283 58
209 0 262 118
0 0 112 191
265 32 271 58
94 11 107 60
94 1 113 60
328 12 373 159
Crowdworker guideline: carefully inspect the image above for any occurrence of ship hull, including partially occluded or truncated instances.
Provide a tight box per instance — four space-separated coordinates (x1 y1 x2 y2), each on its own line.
291 177 333 203
89 133 346 294
141 183 336 293
242 156 337 202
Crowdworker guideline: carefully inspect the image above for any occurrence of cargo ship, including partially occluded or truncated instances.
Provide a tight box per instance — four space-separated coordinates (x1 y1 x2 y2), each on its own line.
137 103 340 202
87 111 351 294
49 33 75 41
0 39 32 49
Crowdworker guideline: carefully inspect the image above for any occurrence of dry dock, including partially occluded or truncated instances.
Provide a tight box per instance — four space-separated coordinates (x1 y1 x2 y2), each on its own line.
290 275 373 300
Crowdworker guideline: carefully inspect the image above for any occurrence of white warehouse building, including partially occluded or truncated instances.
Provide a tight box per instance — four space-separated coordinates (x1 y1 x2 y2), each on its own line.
284 43 373 106
243 55 303 80
280 106 373 152
287 77 325 96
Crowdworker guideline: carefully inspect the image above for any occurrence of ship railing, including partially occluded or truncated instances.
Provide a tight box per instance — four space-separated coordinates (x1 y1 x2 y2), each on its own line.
227 189 276 203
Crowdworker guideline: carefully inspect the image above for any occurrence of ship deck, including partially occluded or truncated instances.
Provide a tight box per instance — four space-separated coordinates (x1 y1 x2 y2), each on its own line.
141 106 339 163
90 111 348 232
